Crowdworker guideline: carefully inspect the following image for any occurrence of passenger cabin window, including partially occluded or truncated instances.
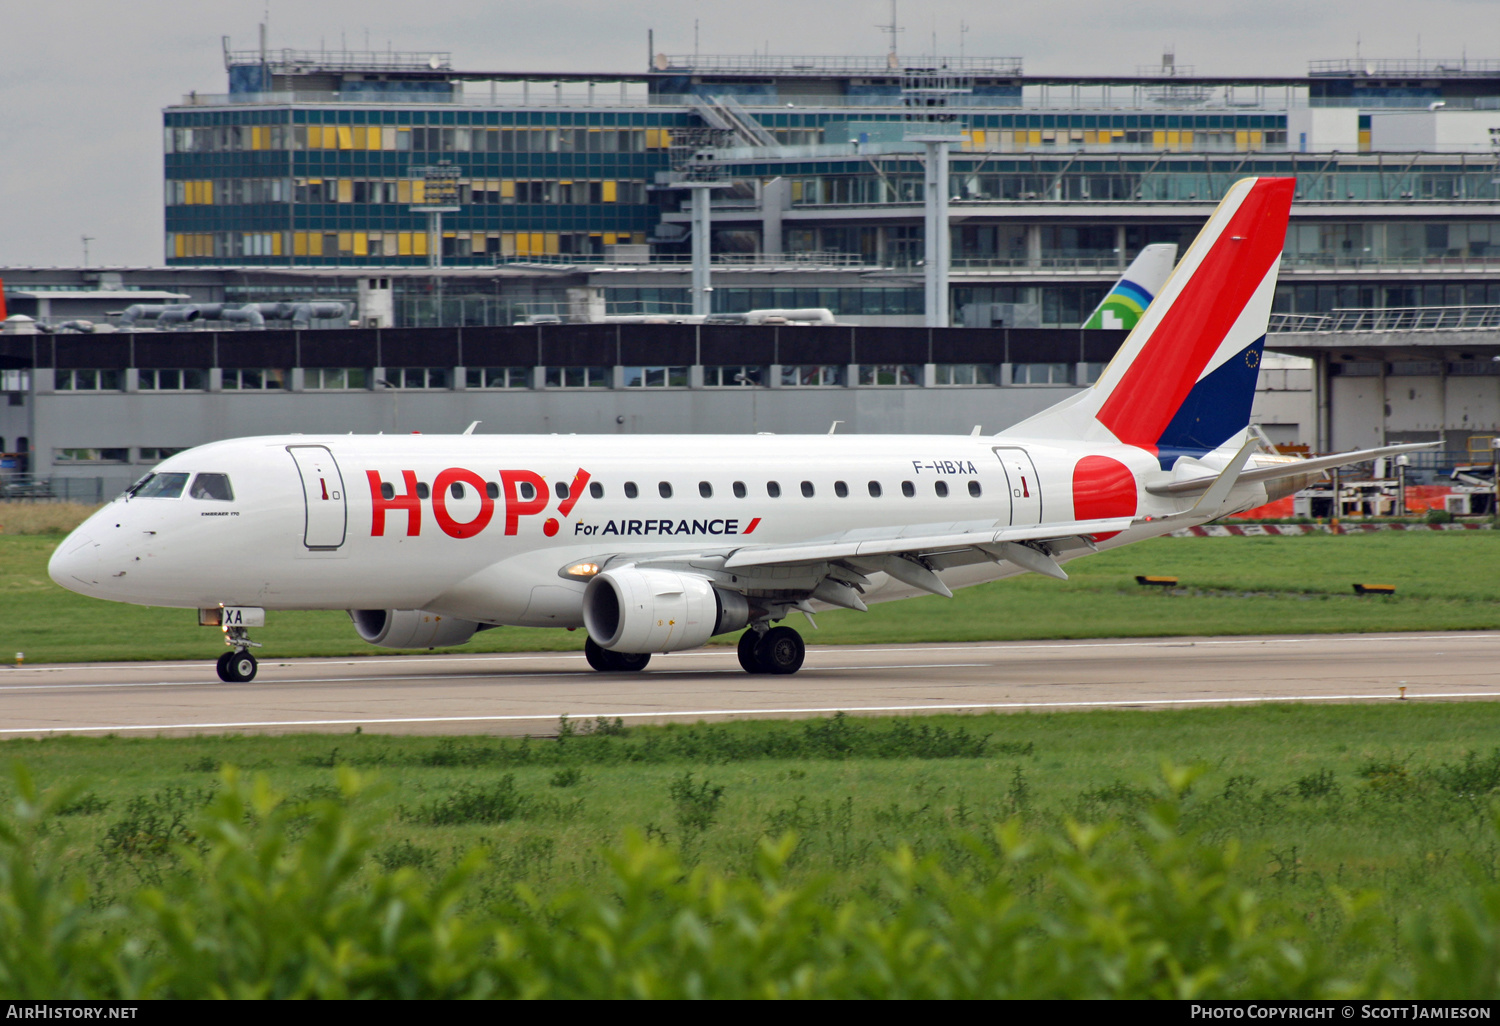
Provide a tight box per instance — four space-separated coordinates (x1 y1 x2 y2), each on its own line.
732 481 746 498
658 481 673 498
625 482 639 498
834 481 848 498
190 473 234 501
486 482 500 499
555 481 569 499
767 481 781 498
901 481 915 497
129 472 189 499
935 481 949 498
699 481 712 498
969 481 982 498
380 482 396 500
416 482 430 500
868 481 882 497
450 482 466 499
800 481 815 498
519 482 535 501
589 482 604 499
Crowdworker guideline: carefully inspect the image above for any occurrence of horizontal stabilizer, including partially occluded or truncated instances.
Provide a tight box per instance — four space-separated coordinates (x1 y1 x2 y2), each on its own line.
1146 442 1440 496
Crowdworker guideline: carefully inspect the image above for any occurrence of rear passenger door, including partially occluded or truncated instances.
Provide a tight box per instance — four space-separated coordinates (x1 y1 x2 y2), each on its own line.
992 447 1043 526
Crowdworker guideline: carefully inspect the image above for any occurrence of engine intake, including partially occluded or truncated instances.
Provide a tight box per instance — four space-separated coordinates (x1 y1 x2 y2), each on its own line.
349 608 483 649
582 569 750 653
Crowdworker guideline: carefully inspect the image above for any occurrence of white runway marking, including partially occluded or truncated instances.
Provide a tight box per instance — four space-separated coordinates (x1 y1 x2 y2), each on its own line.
12 630 1491 675
2 690 1494 737
0 663 993 692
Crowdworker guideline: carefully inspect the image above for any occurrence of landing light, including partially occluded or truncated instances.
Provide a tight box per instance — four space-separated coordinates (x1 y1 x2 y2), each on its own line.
566 562 602 578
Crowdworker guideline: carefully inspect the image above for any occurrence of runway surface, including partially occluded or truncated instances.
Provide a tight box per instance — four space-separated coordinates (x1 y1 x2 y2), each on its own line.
1 632 1498 739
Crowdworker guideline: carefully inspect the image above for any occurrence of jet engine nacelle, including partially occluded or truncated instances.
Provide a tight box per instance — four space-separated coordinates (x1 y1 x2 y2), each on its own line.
582 569 750 653
349 608 483 649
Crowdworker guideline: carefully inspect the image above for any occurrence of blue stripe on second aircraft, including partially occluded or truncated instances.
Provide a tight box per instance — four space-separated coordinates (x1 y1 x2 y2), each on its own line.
1111 279 1154 306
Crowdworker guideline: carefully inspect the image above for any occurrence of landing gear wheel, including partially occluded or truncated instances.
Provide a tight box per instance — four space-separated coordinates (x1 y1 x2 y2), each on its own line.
755 626 805 675
738 630 764 674
584 637 612 672
219 650 258 683
584 637 651 673
612 650 651 672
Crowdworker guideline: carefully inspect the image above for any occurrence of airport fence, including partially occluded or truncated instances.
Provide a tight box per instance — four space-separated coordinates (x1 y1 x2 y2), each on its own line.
0 475 107 504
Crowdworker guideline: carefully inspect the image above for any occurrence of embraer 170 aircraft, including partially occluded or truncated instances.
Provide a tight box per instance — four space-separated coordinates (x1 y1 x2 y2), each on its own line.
49 178 1431 683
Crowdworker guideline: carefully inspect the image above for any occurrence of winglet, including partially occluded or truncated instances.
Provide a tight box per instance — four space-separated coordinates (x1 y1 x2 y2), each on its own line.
1192 438 1260 513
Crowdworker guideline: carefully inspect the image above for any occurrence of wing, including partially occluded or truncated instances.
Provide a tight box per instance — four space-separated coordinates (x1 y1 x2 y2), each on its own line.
604 514 1134 614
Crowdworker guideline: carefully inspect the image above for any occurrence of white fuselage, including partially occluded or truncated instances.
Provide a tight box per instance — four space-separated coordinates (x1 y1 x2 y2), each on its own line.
47 431 1268 627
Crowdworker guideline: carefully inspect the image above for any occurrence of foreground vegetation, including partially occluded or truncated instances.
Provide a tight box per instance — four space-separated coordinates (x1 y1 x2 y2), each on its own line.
5 528 1499 663
6 705 1500 996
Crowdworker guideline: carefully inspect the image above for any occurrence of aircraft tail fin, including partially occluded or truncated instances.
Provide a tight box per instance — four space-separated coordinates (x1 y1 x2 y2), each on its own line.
1000 177 1295 469
1081 243 1177 330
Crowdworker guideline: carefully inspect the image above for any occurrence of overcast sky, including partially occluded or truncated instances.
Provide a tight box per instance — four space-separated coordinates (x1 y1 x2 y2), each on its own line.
0 0 1493 267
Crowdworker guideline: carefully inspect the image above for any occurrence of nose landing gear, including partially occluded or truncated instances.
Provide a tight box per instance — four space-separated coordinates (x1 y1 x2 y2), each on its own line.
215 625 261 683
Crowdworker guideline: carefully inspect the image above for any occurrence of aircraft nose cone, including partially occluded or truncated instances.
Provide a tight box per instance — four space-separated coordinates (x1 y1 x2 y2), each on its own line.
48 532 100 593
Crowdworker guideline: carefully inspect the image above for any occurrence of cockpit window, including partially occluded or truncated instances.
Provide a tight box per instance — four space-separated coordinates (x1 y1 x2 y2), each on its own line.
190 473 234 501
129 472 189 499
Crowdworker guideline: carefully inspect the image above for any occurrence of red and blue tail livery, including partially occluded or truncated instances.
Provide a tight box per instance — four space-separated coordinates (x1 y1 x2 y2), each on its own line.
1010 177 1294 470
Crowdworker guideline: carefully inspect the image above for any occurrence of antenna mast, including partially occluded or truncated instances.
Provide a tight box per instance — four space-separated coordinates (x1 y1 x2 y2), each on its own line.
877 0 903 62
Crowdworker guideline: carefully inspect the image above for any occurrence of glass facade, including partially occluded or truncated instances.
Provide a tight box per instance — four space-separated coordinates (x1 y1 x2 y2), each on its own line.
163 106 691 267
161 60 1500 329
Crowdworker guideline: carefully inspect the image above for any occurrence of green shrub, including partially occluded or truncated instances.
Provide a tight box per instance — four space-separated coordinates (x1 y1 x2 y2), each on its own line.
4 762 1500 998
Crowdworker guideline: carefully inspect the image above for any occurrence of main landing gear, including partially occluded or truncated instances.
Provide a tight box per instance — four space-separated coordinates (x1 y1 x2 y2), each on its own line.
579 629 805 675
584 637 651 673
215 625 260 683
738 626 805 675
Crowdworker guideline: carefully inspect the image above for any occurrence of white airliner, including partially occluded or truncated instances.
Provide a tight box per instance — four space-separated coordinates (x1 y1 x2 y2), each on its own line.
49 178 1430 682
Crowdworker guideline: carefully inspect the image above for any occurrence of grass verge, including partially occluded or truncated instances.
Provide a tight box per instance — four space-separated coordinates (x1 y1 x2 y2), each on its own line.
6 703 1500 995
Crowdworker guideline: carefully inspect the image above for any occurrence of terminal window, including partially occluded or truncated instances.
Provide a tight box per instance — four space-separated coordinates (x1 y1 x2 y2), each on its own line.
1012 363 1074 386
623 367 688 388
704 366 768 387
221 369 288 390
306 369 369 390
544 367 610 388
386 368 450 390
54 448 128 463
54 370 122 391
781 365 844 387
934 364 997 386
465 367 531 389
858 365 923 386
139 369 206 391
